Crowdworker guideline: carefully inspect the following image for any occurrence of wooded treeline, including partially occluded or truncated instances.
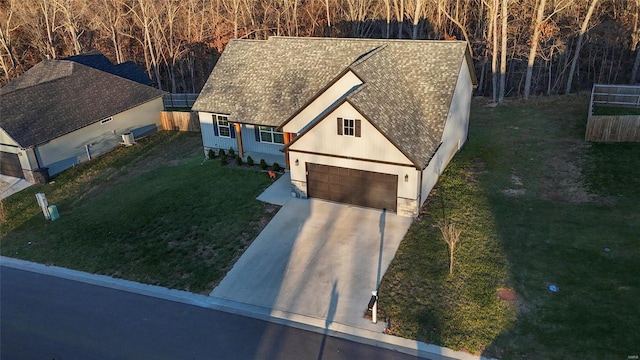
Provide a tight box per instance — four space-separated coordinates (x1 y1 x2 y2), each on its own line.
1 0 639 101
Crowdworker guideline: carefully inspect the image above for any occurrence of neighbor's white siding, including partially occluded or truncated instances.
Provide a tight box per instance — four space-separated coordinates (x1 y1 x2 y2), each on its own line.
0 128 19 149
420 58 473 205
282 71 362 134
36 97 163 176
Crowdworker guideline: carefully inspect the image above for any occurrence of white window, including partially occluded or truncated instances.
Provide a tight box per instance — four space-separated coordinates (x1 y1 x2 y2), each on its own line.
216 115 230 137
259 126 284 144
337 117 361 137
343 118 355 136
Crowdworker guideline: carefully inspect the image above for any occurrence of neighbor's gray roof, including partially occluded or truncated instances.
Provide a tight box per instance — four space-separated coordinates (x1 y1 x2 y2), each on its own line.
0 60 165 147
192 36 474 168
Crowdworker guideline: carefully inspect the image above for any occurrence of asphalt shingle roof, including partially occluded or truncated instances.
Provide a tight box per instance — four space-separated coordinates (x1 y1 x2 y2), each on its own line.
192 36 474 168
64 52 153 85
0 60 165 147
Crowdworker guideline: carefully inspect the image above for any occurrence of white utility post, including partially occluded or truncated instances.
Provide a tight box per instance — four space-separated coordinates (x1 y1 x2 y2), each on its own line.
35 193 50 220
371 290 378 324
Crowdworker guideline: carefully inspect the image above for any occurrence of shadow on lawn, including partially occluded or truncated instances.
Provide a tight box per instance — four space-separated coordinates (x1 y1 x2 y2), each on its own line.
477 97 640 359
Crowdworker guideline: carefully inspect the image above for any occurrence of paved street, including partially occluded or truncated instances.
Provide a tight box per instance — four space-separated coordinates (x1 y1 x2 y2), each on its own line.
0 266 419 360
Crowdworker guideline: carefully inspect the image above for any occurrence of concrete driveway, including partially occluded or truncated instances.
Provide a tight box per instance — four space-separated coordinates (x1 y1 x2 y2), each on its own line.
0 175 33 200
211 174 413 332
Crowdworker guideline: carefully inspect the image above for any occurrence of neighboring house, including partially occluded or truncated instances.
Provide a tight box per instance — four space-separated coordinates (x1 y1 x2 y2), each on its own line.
0 59 165 183
193 37 476 217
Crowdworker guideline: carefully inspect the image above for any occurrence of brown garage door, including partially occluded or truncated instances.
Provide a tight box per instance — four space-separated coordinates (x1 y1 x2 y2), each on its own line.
307 163 397 212
0 151 23 178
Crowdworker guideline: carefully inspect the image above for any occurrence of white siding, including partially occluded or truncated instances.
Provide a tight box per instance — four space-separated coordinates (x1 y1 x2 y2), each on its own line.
36 98 163 176
282 71 362 134
288 100 420 215
198 112 237 151
289 152 420 201
420 58 473 205
0 128 19 149
288 102 413 165
242 124 283 155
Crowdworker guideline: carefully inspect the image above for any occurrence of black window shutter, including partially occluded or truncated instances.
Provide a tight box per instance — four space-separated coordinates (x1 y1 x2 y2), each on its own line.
230 123 236 138
337 117 343 135
213 115 219 136
355 119 361 137
254 126 261 142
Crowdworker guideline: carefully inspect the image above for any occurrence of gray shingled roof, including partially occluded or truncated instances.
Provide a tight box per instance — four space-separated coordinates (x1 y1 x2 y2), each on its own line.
0 60 165 147
192 36 474 168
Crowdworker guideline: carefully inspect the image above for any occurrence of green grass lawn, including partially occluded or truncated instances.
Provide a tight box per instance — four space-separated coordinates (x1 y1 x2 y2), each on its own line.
379 95 640 359
0 132 278 293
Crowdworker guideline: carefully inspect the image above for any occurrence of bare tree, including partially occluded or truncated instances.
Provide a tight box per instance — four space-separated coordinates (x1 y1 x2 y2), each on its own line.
54 0 86 55
498 0 508 103
437 219 462 275
523 0 571 99
630 0 640 84
565 0 599 94
0 0 19 82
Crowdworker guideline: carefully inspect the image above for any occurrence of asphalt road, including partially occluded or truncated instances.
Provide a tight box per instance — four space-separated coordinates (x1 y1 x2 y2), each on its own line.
0 266 419 360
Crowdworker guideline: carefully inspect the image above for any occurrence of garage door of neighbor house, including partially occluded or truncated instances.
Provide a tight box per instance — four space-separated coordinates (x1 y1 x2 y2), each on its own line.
307 163 397 212
0 151 23 178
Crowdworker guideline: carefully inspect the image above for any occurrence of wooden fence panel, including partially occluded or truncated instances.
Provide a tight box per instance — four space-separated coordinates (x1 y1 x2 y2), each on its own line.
162 93 199 109
160 111 201 132
587 84 640 142
585 115 640 142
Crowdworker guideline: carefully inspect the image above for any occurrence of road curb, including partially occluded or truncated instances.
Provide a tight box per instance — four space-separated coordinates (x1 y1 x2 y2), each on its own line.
1 256 494 360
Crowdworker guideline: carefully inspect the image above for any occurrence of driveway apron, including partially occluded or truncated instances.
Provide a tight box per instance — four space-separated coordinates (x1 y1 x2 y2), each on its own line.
211 179 413 332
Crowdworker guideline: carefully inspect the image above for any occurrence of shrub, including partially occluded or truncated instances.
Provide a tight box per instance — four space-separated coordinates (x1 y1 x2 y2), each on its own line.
218 149 226 157
228 148 235 157
207 149 216 159
247 156 254 166
260 159 267 170
220 154 228 166
272 162 281 172
235 156 243 166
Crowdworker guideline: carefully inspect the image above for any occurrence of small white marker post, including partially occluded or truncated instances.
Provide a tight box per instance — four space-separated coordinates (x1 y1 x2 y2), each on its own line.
371 290 378 324
35 193 50 220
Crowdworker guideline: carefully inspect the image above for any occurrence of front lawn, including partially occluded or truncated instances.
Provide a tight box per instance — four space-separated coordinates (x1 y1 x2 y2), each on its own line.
379 95 640 359
0 132 278 293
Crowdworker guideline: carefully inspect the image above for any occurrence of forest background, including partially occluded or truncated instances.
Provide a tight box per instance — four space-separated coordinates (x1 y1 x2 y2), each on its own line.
1 0 638 102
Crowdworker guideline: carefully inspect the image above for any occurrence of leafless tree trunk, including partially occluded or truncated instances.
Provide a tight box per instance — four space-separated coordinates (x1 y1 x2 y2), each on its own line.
565 0 599 94
394 0 405 38
411 0 423 39
498 0 508 103
630 0 640 84
0 0 19 81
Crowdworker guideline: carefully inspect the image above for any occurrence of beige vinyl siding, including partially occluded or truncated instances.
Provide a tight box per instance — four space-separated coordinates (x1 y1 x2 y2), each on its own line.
283 71 363 134
289 102 412 165
420 58 473 205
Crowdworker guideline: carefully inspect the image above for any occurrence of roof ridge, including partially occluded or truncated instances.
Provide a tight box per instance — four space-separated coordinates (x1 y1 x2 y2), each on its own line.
267 36 468 45
350 44 387 68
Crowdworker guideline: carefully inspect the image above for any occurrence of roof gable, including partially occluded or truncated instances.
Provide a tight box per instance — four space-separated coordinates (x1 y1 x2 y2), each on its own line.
0 60 165 147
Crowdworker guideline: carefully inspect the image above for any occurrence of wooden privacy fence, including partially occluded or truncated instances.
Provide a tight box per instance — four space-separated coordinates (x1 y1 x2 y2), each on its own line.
160 111 200 132
586 84 640 142
163 93 199 109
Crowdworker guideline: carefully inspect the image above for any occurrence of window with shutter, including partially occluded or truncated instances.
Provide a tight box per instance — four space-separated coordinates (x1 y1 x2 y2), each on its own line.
216 115 231 137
